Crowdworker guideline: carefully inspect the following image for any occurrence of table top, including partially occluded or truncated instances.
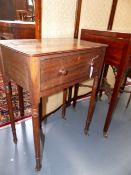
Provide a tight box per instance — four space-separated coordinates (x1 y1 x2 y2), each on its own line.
0 38 106 57
82 28 131 37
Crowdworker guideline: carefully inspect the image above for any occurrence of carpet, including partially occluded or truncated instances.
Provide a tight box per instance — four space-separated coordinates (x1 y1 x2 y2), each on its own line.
0 74 32 128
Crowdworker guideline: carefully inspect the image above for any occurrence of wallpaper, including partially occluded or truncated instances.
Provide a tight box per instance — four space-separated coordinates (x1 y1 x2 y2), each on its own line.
41 0 131 37
79 0 112 32
113 0 131 32
42 0 77 38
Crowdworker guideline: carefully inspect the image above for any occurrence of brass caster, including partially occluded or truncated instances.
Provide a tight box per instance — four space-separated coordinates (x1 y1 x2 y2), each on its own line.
103 132 108 138
84 128 89 136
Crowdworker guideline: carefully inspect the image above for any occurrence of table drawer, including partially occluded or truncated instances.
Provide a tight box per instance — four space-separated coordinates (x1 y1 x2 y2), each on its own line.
40 49 103 92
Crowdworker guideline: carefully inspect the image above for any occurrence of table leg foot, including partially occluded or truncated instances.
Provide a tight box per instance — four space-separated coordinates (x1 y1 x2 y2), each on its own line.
13 137 18 144
103 132 108 138
84 128 89 136
62 116 66 120
35 160 41 171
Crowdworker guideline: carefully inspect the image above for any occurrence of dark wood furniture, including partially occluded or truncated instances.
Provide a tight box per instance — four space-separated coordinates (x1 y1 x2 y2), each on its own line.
0 20 35 119
16 10 35 21
0 38 106 170
0 20 35 39
80 29 131 136
0 0 28 20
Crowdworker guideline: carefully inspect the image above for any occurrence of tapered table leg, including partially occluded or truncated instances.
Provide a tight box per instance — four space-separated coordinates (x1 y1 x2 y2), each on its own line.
84 76 99 135
17 85 24 117
99 64 109 100
73 83 79 108
39 97 43 128
62 88 67 119
5 82 17 144
32 106 41 171
103 71 124 137
67 86 73 106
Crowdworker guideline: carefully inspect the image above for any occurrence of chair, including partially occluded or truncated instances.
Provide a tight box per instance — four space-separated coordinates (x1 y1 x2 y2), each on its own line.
16 10 35 22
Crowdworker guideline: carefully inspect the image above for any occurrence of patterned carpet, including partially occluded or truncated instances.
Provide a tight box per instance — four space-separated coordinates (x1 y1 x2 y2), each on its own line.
0 74 32 128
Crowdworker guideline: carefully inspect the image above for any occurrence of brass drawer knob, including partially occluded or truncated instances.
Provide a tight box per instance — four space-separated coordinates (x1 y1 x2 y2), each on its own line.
59 69 68 75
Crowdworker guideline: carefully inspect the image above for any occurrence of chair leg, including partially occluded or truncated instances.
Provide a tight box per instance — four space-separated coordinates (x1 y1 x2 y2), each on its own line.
73 83 79 108
62 88 67 119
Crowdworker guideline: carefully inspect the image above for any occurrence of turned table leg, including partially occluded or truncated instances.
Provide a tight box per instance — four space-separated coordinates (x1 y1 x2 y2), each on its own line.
31 105 41 171
84 76 99 135
5 82 17 143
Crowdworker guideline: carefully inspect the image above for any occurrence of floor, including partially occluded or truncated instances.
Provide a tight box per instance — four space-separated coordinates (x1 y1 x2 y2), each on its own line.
0 88 131 175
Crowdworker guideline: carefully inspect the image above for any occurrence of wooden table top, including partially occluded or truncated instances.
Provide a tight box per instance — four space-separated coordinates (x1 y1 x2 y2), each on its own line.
0 38 107 57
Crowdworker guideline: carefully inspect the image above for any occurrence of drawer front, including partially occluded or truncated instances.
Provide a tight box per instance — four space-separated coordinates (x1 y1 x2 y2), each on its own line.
40 49 103 93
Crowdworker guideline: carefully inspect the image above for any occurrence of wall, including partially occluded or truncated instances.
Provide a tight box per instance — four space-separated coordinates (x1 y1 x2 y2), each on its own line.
113 0 131 32
80 0 112 31
42 0 77 38
42 0 131 36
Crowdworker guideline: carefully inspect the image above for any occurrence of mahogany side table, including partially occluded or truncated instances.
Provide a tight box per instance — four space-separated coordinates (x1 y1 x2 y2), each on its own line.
0 38 106 170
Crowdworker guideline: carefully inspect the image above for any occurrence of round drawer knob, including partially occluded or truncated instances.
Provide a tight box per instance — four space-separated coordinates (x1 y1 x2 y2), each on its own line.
59 69 68 75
